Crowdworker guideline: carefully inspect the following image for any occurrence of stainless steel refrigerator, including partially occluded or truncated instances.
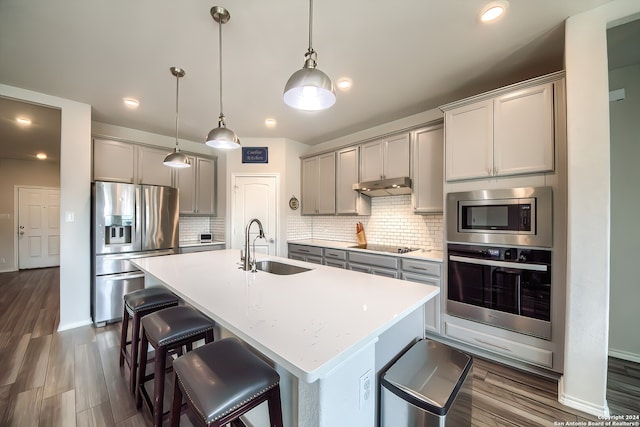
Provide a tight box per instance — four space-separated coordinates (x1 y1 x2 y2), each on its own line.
91 181 179 325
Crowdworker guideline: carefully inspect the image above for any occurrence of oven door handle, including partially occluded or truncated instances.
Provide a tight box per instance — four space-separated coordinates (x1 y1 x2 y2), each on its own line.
449 255 548 272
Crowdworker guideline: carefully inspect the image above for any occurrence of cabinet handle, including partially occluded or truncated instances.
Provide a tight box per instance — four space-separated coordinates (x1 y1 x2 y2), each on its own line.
298 249 310 253
494 167 499 176
327 253 339 257
409 266 429 271
487 168 492 176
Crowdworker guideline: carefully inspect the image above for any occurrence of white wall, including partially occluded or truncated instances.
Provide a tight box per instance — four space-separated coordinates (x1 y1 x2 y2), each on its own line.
608 63 640 362
0 158 60 272
562 0 640 416
0 84 92 331
225 138 309 256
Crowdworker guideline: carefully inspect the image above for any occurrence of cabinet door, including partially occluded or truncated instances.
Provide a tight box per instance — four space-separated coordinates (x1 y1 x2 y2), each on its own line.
301 157 319 215
360 140 384 181
93 138 135 183
493 82 554 176
336 146 370 215
444 99 493 181
175 154 197 214
412 125 444 213
195 157 216 215
316 153 336 214
384 133 410 179
137 145 173 186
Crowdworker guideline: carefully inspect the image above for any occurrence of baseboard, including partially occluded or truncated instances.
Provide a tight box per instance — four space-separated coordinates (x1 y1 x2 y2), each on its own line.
608 348 640 364
0 266 17 273
57 318 93 332
558 376 610 417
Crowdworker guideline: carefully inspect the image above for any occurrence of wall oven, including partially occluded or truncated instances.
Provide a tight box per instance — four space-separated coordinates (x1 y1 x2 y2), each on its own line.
447 243 551 339
447 186 552 247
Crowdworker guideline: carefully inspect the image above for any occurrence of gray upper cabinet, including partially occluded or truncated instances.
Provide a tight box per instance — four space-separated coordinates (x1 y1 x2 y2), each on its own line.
360 133 410 181
175 155 217 215
93 138 135 183
336 146 371 215
93 138 172 186
301 152 335 215
195 157 216 215
411 123 444 213
443 74 560 182
137 145 173 186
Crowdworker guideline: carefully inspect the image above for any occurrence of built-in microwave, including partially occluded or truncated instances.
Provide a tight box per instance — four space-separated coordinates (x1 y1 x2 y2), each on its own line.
447 187 552 247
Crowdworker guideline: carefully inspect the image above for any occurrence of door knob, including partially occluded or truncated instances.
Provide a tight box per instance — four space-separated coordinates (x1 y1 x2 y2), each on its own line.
269 238 275 243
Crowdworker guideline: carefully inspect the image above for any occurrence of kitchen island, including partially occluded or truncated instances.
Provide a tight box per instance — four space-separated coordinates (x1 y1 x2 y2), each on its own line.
132 249 439 427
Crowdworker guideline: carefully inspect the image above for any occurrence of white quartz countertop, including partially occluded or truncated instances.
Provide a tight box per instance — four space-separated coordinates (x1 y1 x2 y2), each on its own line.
288 239 444 262
132 249 438 383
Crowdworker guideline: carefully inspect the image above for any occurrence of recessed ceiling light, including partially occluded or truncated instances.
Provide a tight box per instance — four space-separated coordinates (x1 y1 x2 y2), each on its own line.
16 117 31 125
36 153 47 160
123 98 140 108
265 118 277 127
336 78 353 91
480 1 509 23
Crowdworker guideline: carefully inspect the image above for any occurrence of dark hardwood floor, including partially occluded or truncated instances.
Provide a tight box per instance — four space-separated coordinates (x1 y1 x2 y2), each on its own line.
0 267 637 426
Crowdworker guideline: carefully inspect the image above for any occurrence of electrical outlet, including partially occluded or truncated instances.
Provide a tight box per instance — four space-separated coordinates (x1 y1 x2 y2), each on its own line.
359 370 372 409
0 258 5 264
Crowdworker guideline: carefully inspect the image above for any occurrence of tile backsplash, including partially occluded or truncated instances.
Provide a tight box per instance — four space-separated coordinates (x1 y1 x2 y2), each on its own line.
179 216 226 243
287 195 443 251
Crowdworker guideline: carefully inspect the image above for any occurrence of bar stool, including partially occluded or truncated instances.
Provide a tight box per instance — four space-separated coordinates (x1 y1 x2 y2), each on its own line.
169 337 283 427
136 305 216 427
119 286 180 393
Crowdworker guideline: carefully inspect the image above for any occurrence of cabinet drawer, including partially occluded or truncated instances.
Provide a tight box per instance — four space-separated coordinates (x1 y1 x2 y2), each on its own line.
401 259 441 277
348 252 398 269
324 248 347 260
288 244 323 257
445 322 552 368
324 259 347 269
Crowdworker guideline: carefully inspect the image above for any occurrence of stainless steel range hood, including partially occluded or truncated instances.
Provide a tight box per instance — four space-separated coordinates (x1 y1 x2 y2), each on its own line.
352 177 412 197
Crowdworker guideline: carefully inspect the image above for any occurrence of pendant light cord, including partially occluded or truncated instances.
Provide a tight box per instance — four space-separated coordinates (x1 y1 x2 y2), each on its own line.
175 72 180 148
308 0 313 51
218 18 224 121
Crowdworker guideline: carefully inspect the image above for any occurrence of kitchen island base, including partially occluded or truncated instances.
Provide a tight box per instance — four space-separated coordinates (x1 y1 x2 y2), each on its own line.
135 250 437 427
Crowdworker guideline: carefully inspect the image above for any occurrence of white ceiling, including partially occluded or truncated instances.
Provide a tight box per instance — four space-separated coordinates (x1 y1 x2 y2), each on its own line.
0 0 634 160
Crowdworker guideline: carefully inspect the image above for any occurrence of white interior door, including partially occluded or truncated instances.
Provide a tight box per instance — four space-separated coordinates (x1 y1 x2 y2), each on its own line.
231 175 278 256
18 187 60 269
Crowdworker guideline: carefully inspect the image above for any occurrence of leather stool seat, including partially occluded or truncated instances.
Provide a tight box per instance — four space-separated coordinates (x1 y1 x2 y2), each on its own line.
137 305 215 427
125 287 180 314
119 286 179 393
170 338 283 427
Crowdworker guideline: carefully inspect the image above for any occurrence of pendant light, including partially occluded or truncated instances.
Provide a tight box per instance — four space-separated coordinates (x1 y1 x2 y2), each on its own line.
205 6 240 150
163 67 192 168
283 0 335 111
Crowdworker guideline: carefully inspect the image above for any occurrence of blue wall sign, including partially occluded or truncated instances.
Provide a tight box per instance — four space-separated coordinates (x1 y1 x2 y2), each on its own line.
242 147 269 164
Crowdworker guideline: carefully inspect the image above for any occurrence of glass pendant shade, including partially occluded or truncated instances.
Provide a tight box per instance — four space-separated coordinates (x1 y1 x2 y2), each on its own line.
284 66 336 111
163 148 191 168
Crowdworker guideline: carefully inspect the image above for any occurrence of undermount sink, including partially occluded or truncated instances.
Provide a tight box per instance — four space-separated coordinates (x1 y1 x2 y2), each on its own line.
255 260 311 275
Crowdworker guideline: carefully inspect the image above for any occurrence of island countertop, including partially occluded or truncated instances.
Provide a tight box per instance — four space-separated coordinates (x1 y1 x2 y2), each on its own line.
132 249 439 383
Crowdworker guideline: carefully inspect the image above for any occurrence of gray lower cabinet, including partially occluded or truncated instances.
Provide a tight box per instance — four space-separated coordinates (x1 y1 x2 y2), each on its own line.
401 258 442 334
348 252 399 278
288 244 323 264
323 248 347 269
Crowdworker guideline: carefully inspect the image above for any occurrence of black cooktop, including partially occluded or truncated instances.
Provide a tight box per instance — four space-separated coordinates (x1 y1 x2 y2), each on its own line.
349 244 419 254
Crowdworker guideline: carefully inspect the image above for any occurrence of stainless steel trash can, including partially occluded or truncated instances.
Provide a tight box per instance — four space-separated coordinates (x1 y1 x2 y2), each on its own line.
380 339 473 426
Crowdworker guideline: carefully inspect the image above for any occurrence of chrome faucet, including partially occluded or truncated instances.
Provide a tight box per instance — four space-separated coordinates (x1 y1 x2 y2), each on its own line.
243 218 265 271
